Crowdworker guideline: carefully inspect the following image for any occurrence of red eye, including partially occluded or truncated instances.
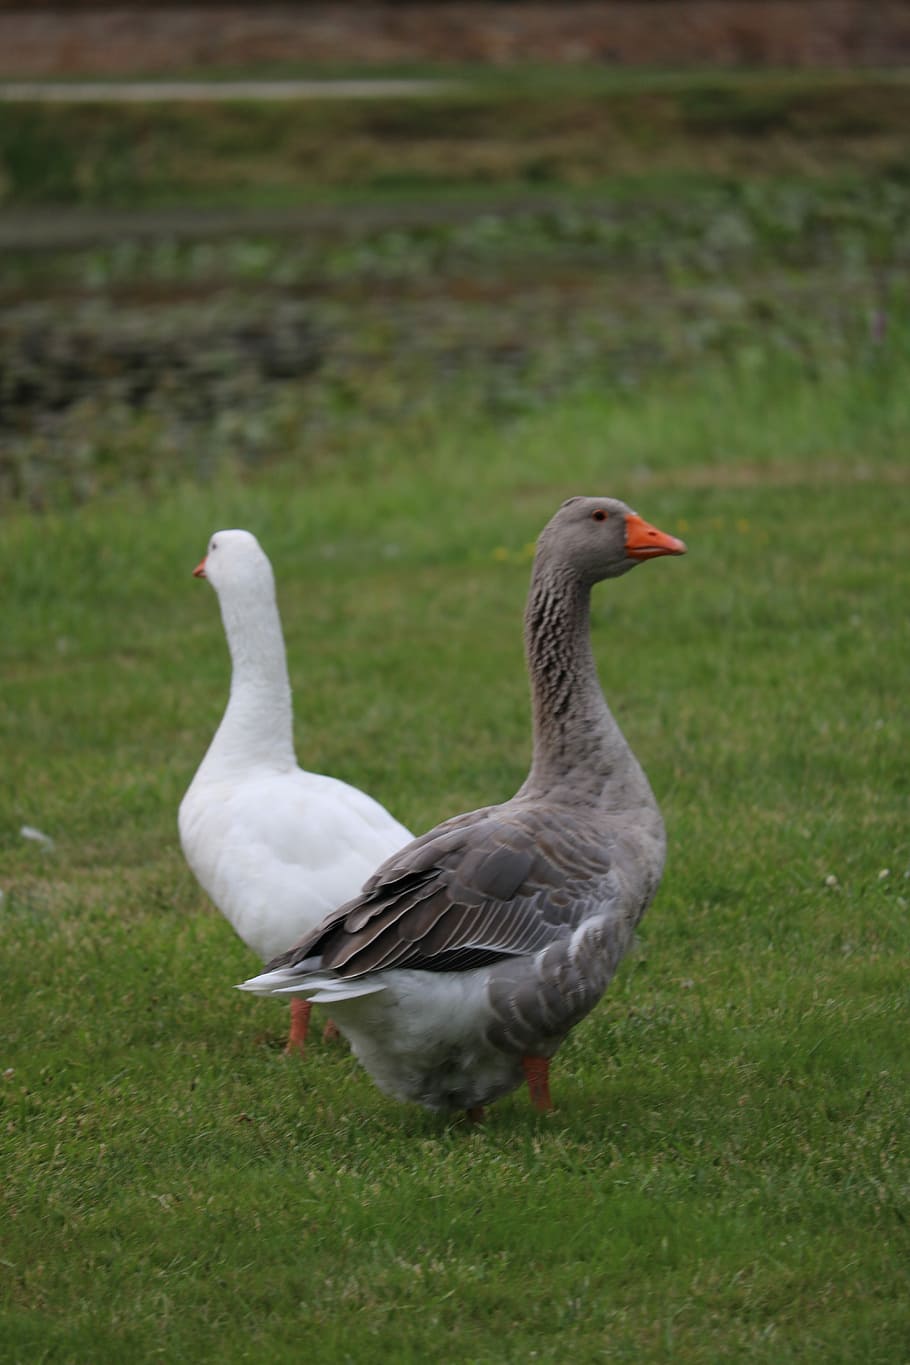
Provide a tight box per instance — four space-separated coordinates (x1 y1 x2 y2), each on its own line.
592 509 608 522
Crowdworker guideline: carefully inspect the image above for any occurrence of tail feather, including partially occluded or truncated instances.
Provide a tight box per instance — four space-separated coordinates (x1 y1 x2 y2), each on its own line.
237 966 387 1004
283 982 387 1004
238 967 303 994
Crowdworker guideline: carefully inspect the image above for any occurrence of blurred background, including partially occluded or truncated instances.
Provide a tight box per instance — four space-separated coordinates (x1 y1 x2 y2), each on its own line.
2 1 909 507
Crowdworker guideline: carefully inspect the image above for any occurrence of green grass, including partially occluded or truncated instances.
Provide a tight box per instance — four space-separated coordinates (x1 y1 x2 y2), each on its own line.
2 356 909 1362
2 65 910 1363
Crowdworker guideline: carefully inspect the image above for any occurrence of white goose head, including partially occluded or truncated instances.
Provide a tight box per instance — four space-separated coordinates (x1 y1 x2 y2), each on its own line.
193 529 277 605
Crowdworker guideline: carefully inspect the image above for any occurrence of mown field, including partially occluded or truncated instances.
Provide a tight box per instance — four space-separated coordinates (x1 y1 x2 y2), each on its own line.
1 69 909 1363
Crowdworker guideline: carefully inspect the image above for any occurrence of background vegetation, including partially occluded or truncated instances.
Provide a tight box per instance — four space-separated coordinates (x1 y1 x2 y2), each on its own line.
1 67 908 1362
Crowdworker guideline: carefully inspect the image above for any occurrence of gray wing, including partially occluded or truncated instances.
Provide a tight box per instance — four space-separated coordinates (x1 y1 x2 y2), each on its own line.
269 801 619 978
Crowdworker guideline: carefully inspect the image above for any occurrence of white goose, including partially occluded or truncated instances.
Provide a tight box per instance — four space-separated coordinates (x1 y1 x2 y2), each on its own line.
179 529 412 1054
240 497 685 1116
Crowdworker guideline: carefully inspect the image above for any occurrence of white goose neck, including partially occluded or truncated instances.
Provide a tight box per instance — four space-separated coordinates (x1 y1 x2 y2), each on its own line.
207 581 296 775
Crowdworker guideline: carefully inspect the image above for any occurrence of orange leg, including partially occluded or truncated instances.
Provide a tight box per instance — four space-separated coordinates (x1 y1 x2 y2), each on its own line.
466 1105 486 1124
322 1018 341 1044
522 1055 553 1112
284 998 312 1056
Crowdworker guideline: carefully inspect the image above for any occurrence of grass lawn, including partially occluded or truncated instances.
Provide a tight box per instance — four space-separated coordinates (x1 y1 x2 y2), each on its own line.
1 66 909 1363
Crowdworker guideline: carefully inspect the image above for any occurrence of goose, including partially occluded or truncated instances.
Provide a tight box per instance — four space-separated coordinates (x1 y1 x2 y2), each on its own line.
240 497 685 1116
179 528 412 1055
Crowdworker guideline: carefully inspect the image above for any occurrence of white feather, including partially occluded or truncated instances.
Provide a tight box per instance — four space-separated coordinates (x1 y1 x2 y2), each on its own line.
179 529 411 965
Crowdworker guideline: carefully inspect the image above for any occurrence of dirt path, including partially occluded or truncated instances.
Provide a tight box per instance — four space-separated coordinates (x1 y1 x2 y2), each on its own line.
0 77 454 102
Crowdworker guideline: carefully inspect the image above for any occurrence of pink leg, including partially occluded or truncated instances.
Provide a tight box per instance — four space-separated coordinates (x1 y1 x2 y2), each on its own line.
522 1055 553 1112
285 998 312 1056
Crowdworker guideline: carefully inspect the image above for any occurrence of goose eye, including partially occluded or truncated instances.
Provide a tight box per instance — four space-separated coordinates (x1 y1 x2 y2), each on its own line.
591 509 608 522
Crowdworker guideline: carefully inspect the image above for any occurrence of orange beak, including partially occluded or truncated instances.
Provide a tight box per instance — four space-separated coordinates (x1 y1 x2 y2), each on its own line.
624 513 687 561
193 559 207 578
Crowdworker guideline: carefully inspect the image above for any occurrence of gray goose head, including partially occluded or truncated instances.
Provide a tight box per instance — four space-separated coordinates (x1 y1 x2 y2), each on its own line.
532 495 686 586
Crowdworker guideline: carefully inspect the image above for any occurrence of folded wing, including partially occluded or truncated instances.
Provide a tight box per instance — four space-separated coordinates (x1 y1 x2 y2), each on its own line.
268 803 619 978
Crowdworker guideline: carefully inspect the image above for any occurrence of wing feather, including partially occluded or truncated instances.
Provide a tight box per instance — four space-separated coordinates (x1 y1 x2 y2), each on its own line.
267 803 618 981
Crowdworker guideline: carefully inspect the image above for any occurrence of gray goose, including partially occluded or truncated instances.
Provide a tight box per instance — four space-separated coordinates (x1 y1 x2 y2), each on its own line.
240 497 685 1117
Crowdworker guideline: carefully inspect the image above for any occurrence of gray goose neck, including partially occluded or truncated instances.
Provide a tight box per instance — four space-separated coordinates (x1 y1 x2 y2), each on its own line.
521 560 633 799
211 587 296 772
